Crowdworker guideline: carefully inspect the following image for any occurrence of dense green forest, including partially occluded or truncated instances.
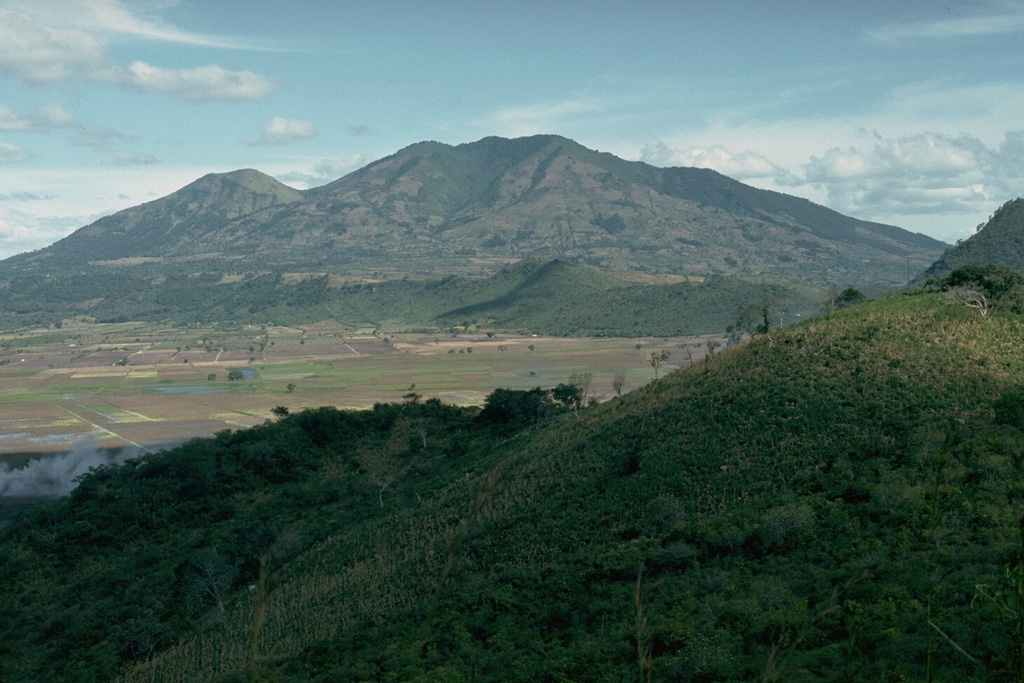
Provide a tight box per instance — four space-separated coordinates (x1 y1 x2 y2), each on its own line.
0 259 822 336
2 266 1024 681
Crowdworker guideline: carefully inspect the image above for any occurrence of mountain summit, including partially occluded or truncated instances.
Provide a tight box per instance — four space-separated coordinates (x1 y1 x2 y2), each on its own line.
5 135 946 286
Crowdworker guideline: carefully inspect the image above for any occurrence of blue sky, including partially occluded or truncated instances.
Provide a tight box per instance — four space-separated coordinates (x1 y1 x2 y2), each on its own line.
0 0 1021 259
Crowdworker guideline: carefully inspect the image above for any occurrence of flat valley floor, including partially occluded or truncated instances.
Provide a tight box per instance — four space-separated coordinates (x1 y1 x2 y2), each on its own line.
1 320 722 463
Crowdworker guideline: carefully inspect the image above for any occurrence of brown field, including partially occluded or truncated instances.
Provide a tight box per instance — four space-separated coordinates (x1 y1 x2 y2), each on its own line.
0 319 724 462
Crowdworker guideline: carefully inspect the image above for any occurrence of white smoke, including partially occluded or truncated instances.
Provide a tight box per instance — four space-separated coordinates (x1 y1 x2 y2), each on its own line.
0 438 145 499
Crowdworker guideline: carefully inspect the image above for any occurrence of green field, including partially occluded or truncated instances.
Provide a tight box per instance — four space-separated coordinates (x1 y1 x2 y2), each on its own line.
0 319 724 457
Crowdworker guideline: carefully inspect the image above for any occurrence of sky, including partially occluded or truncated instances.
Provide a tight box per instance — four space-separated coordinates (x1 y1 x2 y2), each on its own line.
0 0 1022 260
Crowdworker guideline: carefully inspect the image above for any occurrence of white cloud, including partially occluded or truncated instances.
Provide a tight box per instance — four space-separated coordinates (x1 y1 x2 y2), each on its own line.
476 97 606 138
69 0 250 48
640 142 783 180
0 191 49 201
0 9 107 83
867 3 1024 42
252 117 319 146
633 124 1024 243
0 165 226 258
109 149 159 166
118 61 280 101
0 107 27 132
0 103 77 132
3 0 260 50
801 131 1019 218
70 125 157 165
0 209 78 256
805 133 981 182
0 7 280 102
33 102 76 129
272 154 378 189
0 143 31 164
631 71 1024 243
0 103 155 166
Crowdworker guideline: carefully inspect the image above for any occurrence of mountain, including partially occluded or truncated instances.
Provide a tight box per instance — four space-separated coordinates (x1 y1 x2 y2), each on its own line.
9 169 303 268
3 289 1024 681
921 197 1024 280
4 135 946 288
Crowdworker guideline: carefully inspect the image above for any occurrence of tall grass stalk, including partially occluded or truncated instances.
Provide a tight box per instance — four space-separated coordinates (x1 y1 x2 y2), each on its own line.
633 569 656 683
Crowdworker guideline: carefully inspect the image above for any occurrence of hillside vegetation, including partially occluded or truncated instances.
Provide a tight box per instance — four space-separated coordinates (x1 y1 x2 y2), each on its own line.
923 198 1024 279
3 286 1024 681
0 258 821 336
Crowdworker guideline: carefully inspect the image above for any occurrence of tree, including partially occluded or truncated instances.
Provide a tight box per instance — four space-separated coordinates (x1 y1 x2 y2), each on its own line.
552 372 592 413
823 285 841 318
836 288 865 309
227 369 245 381
648 350 670 379
270 406 289 419
360 418 413 507
932 264 1024 315
612 371 627 398
552 383 583 411
945 286 990 320
773 297 794 328
477 387 554 433
728 300 771 342
569 371 592 406
180 548 237 627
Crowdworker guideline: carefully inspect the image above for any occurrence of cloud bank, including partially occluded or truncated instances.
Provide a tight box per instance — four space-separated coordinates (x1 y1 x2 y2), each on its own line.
641 142 785 181
0 7 279 102
640 126 1024 239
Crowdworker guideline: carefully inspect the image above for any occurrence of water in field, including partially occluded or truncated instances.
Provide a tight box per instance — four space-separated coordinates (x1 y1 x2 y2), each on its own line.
147 366 258 393
148 385 227 394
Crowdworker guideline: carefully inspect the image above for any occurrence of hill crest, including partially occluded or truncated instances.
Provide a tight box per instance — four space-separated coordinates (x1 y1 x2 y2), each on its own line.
3 135 947 287
922 197 1024 279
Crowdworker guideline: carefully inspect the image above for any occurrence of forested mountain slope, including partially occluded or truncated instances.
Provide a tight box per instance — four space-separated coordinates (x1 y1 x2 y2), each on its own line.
3 285 1024 681
922 197 1024 279
3 135 945 288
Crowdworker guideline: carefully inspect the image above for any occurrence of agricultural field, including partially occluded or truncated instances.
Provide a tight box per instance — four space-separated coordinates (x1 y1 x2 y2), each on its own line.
0 319 724 461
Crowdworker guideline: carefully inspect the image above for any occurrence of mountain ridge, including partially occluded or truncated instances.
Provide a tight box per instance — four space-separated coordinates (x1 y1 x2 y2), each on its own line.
3 135 946 288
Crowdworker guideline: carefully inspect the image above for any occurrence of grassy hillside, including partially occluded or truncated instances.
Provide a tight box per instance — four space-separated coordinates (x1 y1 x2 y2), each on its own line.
3 289 1024 681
